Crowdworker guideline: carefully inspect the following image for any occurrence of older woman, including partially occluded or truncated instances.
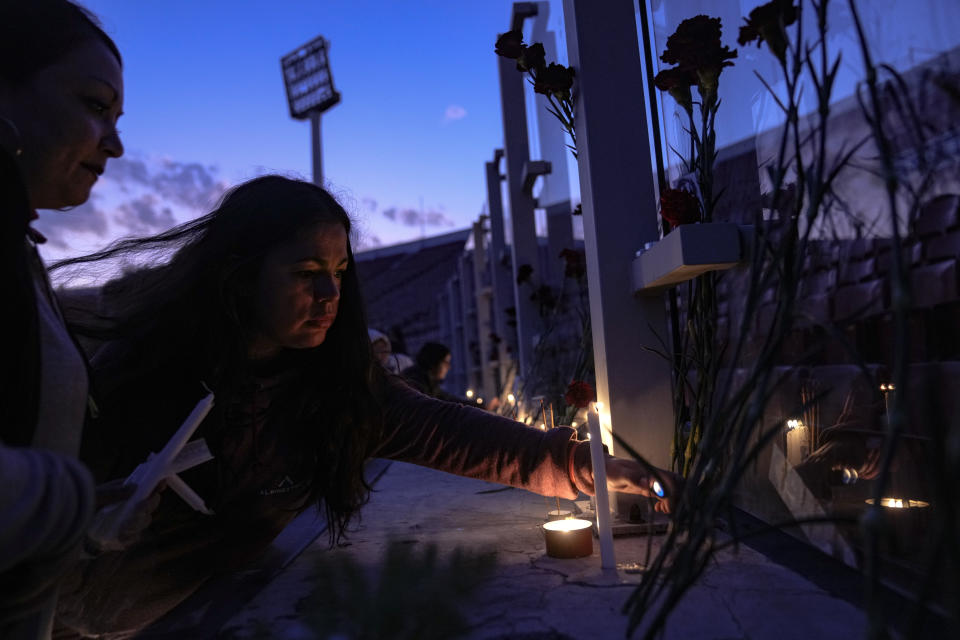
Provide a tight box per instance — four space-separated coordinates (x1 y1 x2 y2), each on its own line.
53 175 679 637
0 0 125 637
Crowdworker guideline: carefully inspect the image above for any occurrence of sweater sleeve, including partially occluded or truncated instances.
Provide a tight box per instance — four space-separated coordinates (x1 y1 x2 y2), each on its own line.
0 444 95 611
372 379 597 499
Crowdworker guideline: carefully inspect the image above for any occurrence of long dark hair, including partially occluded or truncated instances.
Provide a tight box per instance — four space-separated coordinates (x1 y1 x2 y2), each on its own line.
416 342 451 373
55 175 384 542
0 0 120 446
0 0 121 86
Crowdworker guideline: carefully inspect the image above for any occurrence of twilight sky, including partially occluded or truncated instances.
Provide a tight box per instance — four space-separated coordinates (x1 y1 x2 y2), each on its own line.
36 0 522 260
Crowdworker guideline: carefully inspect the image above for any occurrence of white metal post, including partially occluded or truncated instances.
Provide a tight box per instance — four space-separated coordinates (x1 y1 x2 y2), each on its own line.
498 5 541 385
531 3 574 287
472 220 496 401
562 0 674 491
485 151 515 383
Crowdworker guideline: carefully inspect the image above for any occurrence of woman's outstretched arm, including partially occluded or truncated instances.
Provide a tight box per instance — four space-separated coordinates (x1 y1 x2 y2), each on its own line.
374 379 678 508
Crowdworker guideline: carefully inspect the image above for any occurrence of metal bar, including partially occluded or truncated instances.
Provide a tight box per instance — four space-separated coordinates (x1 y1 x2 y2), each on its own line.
310 111 323 186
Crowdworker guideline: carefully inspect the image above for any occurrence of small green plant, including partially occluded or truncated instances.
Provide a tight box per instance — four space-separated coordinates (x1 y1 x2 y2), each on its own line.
294 541 497 640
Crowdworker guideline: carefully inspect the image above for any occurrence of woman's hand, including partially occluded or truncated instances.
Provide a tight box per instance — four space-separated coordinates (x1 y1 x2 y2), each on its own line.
604 457 682 513
85 479 165 553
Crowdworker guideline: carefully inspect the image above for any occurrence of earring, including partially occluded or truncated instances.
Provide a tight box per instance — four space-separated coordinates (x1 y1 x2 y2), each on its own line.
0 116 23 156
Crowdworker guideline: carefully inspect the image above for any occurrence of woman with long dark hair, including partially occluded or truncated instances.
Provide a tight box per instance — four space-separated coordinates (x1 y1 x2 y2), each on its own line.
52 175 677 636
0 1 132 637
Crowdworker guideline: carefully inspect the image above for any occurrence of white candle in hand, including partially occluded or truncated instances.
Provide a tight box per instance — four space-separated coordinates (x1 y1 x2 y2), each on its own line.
91 392 216 550
587 402 615 570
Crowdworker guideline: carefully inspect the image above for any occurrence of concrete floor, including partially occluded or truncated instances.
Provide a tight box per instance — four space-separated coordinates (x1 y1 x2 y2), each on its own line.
214 461 869 639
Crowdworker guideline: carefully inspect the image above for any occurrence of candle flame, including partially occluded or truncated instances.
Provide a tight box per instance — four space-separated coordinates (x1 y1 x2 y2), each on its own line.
865 497 929 509
507 393 515 403
465 389 474 398
543 518 592 532
786 419 803 431
476 397 483 405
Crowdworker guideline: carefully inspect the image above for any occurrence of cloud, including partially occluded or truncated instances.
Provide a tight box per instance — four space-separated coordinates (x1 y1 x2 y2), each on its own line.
382 206 455 228
354 233 382 251
152 159 228 210
30 153 227 258
443 104 467 123
103 155 228 210
105 156 151 190
32 198 110 249
114 193 177 235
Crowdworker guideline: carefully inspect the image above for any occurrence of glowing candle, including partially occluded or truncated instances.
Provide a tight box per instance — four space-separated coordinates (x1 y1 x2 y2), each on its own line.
866 497 929 509
785 418 809 467
587 402 615 569
543 518 593 558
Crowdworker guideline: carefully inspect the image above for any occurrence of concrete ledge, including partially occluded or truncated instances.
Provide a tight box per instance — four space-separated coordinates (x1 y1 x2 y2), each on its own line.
633 223 749 294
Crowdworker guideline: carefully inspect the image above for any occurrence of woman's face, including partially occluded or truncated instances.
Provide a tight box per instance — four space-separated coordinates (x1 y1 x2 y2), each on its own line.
0 39 124 209
248 222 349 361
432 353 452 381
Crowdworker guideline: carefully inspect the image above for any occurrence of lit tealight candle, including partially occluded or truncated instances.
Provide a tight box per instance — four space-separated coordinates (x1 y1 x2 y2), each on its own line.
476 397 483 405
542 518 593 559
785 418 809 466
466 389 474 398
507 393 516 403
866 497 929 509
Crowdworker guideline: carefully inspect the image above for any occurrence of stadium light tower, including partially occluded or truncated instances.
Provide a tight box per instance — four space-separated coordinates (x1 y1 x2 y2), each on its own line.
281 35 341 186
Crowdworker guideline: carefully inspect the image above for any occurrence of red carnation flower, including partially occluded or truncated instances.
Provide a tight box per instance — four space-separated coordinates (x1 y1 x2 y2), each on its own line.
516 263 534 285
495 30 525 59
654 67 698 115
565 380 595 409
517 42 546 73
660 187 702 228
533 62 575 100
559 248 586 279
738 0 798 64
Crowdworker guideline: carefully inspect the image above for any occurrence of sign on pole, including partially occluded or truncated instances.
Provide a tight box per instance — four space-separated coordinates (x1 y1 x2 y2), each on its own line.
281 36 341 119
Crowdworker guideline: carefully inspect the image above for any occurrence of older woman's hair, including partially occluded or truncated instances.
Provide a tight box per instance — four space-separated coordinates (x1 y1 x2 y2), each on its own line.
0 0 121 85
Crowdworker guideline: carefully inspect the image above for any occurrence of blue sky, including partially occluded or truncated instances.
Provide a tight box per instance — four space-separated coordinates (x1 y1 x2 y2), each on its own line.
37 0 521 259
